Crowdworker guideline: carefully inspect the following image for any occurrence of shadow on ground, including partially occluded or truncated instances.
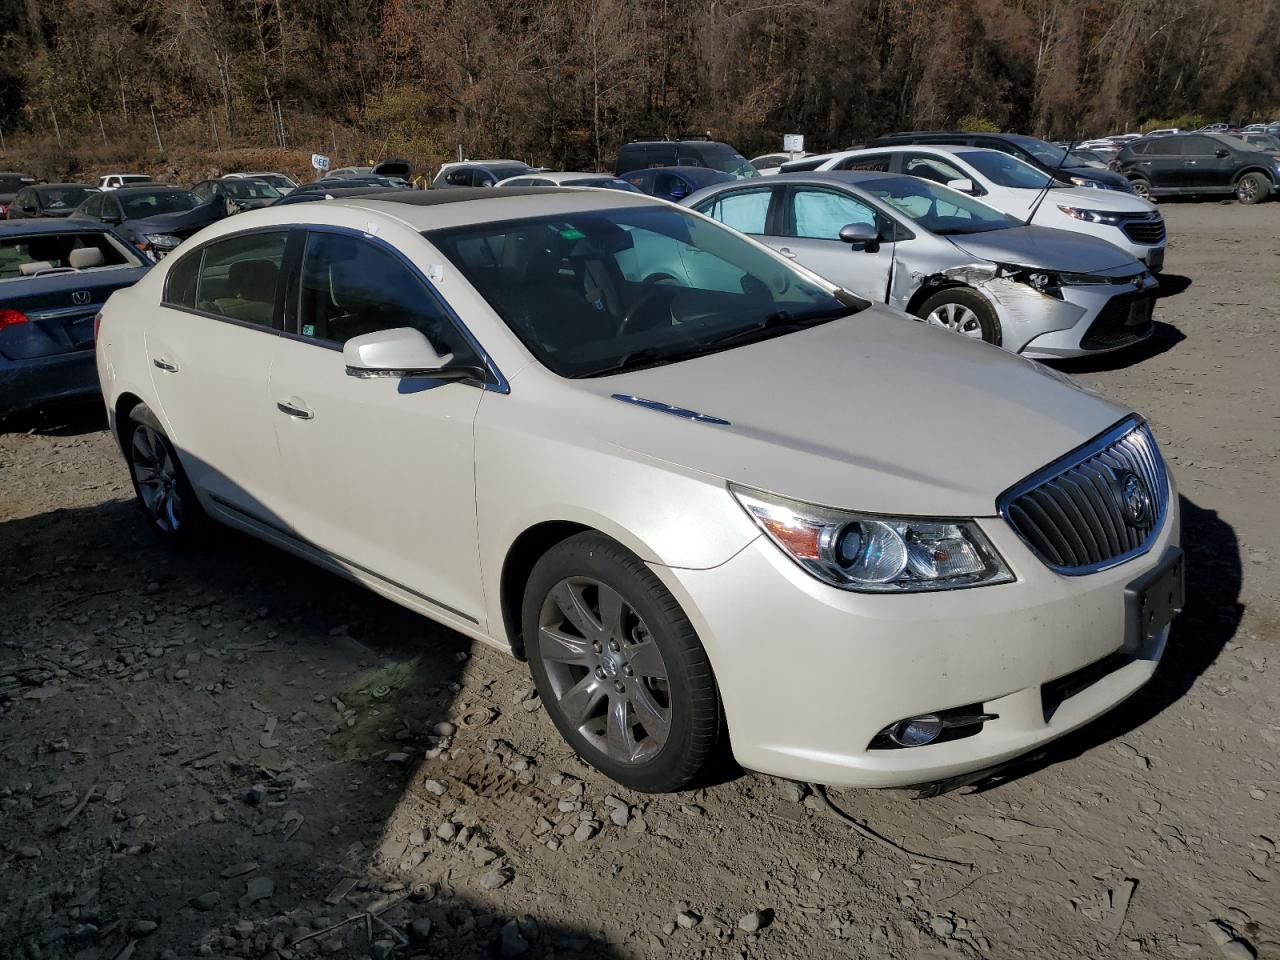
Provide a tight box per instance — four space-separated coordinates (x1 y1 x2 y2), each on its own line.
0 398 107 437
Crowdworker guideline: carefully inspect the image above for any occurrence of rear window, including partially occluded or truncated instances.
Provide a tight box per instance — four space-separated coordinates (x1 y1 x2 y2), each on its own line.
221 179 283 200
0 231 141 280
36 186 96 212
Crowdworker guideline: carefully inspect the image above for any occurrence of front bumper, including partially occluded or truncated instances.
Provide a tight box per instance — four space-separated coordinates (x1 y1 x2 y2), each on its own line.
0 349 100 416
1013 272 1160 359
656 493 1179 788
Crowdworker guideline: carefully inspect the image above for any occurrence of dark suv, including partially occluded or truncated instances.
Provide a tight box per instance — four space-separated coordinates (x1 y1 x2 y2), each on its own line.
614 137 758 178
1114 134 1280 204
866 132 1134 192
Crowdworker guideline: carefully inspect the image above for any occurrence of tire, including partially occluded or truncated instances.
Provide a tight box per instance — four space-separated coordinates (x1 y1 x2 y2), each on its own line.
522 532 721 792
1235 172 1269 205
1130 177 1153 202
122 403 210 547
913 287 1002 346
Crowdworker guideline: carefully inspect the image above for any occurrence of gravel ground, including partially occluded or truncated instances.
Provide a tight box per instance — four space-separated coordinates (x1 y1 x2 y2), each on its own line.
1 201 1277 960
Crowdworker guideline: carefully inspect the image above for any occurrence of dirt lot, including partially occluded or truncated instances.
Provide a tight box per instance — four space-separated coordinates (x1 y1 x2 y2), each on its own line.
1 201 1278 960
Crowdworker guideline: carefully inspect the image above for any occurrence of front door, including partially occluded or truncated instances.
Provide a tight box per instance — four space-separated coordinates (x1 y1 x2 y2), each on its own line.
1179 136 1235 191
268 228 488 628
775 185 895 303
143 229 289 518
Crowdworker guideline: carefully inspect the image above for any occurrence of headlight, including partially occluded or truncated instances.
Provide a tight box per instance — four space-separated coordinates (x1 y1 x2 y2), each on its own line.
1057 205 1124 225
1068 176 1107 190
730 485 1013 593
144 233 182 249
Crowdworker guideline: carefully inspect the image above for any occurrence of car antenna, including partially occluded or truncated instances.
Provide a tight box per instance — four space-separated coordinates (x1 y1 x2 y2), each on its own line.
1026 140 1074 226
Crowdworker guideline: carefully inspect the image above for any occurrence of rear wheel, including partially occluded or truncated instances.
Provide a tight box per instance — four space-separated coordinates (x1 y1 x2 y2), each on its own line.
1130 177 1153 201
123 403 209 547
914 287 1002 346
522 532 720 792
1235 173 1269 205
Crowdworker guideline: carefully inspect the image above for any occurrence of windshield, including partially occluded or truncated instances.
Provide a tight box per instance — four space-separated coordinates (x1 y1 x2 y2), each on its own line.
956 150 1059 189
696 144 760 179
119 190 200 218
38 186 95 211
573 177 643 192
861 176 1020 235
1010 136 1068 167
120 176 151 184
427 205 854 378
222 179 283 200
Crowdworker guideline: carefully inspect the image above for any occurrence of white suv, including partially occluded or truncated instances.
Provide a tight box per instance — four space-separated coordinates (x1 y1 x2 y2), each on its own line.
95 190 1182 792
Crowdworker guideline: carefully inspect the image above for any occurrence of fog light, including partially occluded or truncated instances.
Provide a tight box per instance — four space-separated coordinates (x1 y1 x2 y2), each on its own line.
887 714 943 747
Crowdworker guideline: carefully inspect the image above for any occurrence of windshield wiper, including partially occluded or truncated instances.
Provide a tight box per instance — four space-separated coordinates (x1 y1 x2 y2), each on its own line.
695 308 850 352
574 347 674 379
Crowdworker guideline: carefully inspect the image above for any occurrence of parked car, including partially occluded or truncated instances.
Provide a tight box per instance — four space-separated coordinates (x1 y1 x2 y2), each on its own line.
326 166 374 179
620 166 734 202
97 174 152 191
751 152 809 175
432 161 535 188
1233 132 1280 152
868 132 1136 192
1113 133 1280 203
494 172 642 192
272 185 400 206
5 183 97 220
95 187 1182 793
308 175 410 192
1 221 149 415
71 184 227 260
614 137 759 178
1196 123 1233 134
222 171 299 194
0 172 40 219
807 145 1166 269
192 176 285 213
1144 128 1184 136
685 171 1159 358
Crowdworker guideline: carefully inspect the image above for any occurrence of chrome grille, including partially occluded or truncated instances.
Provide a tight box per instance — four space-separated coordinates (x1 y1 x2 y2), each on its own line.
999 419 1168 574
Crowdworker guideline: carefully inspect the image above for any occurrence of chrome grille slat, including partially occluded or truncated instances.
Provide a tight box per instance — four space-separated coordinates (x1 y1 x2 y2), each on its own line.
999 420 1169 575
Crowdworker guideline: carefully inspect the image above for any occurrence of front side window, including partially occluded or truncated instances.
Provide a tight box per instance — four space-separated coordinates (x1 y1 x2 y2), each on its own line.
297 231 469 357
445 169 472 186
119 189 200 219
698 187 773 234
1180 136 1219 156
861 176 1019 235
40 186 94 212
789 188 880 240
194 231 288 328
427 205 856 378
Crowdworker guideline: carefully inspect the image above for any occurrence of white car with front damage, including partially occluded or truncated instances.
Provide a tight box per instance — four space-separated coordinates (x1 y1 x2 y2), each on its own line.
95 186 1182 794
685 171 1160 359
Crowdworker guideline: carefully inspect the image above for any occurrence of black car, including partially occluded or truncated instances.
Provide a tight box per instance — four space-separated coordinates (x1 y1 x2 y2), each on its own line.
191 176 284 213
0 171 39 219
431 161 535 188
0 221 149 415
619 166 735 202
71 184 227 260
308 175 410 191
271 184 400 206
866 131 1135 192
614 137 758 178
5 183 98 219
1113 133 1280 204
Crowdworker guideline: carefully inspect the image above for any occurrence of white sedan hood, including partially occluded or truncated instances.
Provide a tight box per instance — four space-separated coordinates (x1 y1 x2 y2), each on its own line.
572 307 1131 518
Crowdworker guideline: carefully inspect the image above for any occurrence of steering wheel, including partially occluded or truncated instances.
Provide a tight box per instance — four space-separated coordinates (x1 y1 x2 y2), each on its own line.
618 285 679 337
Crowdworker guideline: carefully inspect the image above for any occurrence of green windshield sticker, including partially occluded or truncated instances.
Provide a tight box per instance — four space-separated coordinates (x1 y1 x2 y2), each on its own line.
559 228 585 240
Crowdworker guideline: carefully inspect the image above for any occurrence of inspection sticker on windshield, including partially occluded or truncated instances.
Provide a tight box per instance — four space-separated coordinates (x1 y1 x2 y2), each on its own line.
559 228 585 240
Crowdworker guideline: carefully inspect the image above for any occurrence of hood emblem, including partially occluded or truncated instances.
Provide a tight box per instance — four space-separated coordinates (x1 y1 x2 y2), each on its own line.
611 394 730 426
1117 471 1152 526
72 291 90 305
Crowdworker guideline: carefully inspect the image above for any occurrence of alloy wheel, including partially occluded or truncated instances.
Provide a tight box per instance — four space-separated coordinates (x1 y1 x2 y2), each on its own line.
131 424 184 534
537 577 672 765
1132 180 1151 200
926 302 985 339
1237 178 1259 203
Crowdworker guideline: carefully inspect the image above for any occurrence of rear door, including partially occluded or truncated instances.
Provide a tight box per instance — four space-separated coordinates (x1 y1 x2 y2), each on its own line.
777 185 895 301
142 229 289 516
1180 136 1235 191
1137 138 1183 191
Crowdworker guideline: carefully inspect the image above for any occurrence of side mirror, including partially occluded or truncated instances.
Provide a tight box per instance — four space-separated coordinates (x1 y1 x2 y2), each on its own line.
21 204 37 214
838 222 881 253
342 327 477 381
946 178 976 194
1215 148 1230 158
668 187 688 199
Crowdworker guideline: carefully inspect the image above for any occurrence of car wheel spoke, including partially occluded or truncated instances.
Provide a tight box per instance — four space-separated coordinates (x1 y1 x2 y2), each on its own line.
596 584 626 639
538 625 593 665
629 682 670 744
605 694 636 761
558 674 605 728
552 581 602 638
626 638 666 678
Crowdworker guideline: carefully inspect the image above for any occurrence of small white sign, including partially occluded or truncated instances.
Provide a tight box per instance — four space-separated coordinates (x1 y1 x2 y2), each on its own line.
311 153 330 172
783 134 805 153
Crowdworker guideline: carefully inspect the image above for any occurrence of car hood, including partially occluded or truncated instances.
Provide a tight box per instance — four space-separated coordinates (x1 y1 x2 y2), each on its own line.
1049 186 1157 213
123 197 226 237
570 307 1131 517
945 225 1140 273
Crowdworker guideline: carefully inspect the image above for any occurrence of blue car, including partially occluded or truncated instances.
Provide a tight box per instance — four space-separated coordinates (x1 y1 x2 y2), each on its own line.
1 221 149 416
619 166 735 202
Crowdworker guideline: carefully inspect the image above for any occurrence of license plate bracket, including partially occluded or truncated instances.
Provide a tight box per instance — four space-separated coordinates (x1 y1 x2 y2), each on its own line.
1126 297 1154 328
1124 547 1184 652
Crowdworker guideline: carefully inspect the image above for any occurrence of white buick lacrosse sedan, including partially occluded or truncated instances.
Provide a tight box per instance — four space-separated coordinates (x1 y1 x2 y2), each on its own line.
95 188 1182 793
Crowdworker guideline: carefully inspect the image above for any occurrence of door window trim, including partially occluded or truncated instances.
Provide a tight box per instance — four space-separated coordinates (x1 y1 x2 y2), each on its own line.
157 225 293 336
283 224 509 394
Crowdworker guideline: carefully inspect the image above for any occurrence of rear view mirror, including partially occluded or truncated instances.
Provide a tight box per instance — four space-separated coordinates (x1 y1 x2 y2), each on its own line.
946 178 976 194
343 327 478 381
838 222 881 252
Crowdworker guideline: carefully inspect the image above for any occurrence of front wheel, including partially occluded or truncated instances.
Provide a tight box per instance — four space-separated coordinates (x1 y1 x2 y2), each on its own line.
1130 177 1153 201
914 287 1002 346
1235 173 1269 205
522 533 721 792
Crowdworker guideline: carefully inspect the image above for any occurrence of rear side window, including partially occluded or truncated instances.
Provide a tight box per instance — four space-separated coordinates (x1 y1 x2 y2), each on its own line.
1126 141 1149 156
194 231 288 328
164 250 201 308
296 231 469 357
902 154 967 185
1144 138 1180 156
445 168 472 186
836 154 892 172
699 188 773 234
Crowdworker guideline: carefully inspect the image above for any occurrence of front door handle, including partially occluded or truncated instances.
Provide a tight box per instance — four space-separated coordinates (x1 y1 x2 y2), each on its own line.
152 357 178 372
276 398 314 420
775 247 798 259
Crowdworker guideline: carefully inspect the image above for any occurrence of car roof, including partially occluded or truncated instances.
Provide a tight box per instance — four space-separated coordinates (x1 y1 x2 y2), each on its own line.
0 219 119 236
327 186 656 229
32 182 94 190
115 183 190 191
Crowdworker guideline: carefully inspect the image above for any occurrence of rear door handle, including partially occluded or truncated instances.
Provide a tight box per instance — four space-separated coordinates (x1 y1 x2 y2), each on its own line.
152 357 178 372
276 398 314 420
775 247 798 259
